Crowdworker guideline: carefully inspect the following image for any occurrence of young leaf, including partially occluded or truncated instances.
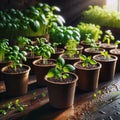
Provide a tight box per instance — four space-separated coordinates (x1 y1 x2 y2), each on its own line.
63 64 75 72
56 57 65 66
80 54 86 61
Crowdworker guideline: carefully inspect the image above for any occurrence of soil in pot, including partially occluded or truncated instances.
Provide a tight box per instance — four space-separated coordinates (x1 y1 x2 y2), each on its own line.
60 53 80 65
93 54 118 82
74 61 101 91
45 73 78 109
33 59 56 86
51 48 64 59
1 64 31 97
100 43 118 52
110 49 120 72
84 47 105 57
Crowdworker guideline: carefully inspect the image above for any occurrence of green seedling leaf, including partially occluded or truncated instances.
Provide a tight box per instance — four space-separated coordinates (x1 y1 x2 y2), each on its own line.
63 73 69 79
47 68 60 78
115 40 120 45
90 59 97 65
63 64 75 72
56 57 65 66
29 20 40 32
41 92 46 97
52 6 61 12
0 110 7 115
80 54 86 61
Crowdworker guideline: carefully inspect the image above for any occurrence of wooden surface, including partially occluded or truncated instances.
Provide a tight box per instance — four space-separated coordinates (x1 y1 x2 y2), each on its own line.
0 73 120 120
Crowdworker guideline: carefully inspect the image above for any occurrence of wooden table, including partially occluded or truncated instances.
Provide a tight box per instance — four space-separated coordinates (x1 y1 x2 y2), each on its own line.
0 73 120 120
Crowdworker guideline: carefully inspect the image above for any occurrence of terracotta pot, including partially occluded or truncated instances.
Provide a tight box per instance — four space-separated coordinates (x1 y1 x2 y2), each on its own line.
110 49 120 73
74 61 101 91
93 54 118 82
84 47 105 57
1 64 31 97
33 59 56 86
44 72 78 109
60 53 80 65
51 48 65 59
100 43 118 52
0 61 12 81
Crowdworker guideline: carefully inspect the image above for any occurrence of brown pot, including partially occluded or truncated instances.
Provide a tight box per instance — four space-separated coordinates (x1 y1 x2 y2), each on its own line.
84 47 105 57
44 72 78 109
93 54 118 82
1 64 31 97
33 59 56 86
0 61 12 81
23 55 41 75
100 43 118 52
110 49 120 73
74 61 101 91
51 48 65 59
60 53 80 65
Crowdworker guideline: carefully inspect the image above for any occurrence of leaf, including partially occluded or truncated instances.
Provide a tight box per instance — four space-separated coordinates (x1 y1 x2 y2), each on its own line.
56 57 65 66
63 64 75 72
29 20 40 32
80 54 86 61
52 6 61 12
90 59 97 65
63 73 69 79
115 40 120 45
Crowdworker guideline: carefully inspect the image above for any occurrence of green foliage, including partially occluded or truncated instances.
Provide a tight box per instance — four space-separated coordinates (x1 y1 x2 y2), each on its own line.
100 51 111 59
80 54 97 67
16 36 32 49
90 42 100 51
103 30 115 44
0 3 65 38
46 57 75 80
6 45 27 71
49 25 80 45
65 39 79 58
0 38 10 62
82 5 120 28
77 22 102 40
39 43 55 64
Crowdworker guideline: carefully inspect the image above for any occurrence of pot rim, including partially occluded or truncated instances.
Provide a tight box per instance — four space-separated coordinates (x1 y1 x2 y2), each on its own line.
93 54 118 62
84 47 105 53
44 72 78 85
110 48 120 55
1 64 31 75
33 58 56 67
74 60 102 70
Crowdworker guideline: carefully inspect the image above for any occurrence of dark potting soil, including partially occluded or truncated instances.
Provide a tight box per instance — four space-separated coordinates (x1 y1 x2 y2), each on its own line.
95 55 115 61
35 59 56 65
47 74 76 83
76 62 99 69
3 67 28 74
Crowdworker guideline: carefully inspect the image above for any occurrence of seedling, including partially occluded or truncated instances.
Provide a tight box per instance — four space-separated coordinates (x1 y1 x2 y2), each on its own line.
25 45 40 57
100 51 111 59
16 36 31 49
15 99 24 112
65 39 79 58
84 33 95 45
46 57 75 80
103 30 115 45
36 37 48 45
39 43 55 64
52 42 61 51
0 38 10 62
80 54 97 67
6 45 27 71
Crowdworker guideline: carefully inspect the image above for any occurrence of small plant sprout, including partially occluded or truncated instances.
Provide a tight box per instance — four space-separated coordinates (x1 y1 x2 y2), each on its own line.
46 57 75 80
0 109 7 115
80 54 97 67
90 42 100 50
16 36 32 50
36 37 48 45
84 33 95 45
115 40 120 46
103 30 115 45
15 99 24 112
39 43 55 64
52 42 61 51
0 38 10 62
65 39 79 58
6 45 27 71
100 51 111 59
